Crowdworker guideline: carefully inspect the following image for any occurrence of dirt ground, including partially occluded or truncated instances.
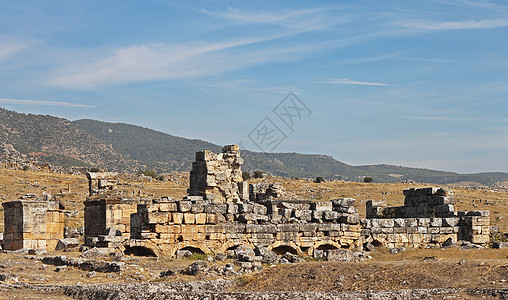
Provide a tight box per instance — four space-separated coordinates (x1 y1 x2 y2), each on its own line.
0 167 507 299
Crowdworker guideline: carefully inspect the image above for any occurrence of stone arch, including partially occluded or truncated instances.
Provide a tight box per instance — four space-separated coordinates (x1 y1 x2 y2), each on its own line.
180 246 205 254
218 241 254 254
316 243 340 251
269 241 301 255
312 240 343 252
124 245 157 257
171 242 212 257
127 240 163 257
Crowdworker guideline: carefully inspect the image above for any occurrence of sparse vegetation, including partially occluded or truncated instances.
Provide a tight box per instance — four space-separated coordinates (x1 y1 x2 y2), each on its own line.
242 171 251 181
363 177 374 183
137 169 158 179
253 170 264 179
314 176 325 183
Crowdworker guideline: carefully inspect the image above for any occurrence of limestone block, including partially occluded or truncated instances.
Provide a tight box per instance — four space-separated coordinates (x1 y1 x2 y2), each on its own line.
417 227 428 234
310 202 333 211
323 211 338 221
238 203 253 213
428 227 440 234
172 213 183 224
442 218 458 227
195 213 207 225
471 216 490 226
227 203 238 214
379 219 395 228
252 204 268 215
332 198 356 207
430 218 442 227
293 210 312 221
472 234 489 244
183 213 196 224
191 204 205 214
418 218 430 227
178 201 192 213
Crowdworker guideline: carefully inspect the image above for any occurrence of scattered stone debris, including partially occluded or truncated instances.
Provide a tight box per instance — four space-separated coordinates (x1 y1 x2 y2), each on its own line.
0 273 19 283
41 256 124 273
55 238 80 250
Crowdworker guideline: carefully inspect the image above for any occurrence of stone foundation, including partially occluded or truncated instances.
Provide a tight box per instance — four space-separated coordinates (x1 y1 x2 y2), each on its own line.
2 197 64 250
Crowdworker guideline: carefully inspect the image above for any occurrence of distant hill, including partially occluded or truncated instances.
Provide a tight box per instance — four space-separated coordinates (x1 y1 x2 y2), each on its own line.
73 119 221 171
0 108 135 171
0 107 507 185
73 119 508 185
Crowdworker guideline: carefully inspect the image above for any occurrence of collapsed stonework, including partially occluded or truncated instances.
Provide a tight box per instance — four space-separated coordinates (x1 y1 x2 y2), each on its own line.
2 195 64 250
82 145 491 258
2 145 490 256
362 187 490 248
187 145 248 203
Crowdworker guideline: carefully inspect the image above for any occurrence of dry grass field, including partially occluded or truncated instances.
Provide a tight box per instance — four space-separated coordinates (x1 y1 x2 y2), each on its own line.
0 167 507 299
0 168 507 232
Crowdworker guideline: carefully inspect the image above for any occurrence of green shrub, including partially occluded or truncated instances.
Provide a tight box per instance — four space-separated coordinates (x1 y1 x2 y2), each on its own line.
363 177 374 183
137 169 158 179
253 170 264 179
314 176 325 183
242 171 251 181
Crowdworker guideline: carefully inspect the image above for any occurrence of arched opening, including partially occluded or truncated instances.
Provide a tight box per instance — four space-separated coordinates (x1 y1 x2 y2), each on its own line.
300 246 311 253
180 246 205 254
124 246 157 257
226 245 240 251
317 244 339 251
371 240 383 247
272 245 298 255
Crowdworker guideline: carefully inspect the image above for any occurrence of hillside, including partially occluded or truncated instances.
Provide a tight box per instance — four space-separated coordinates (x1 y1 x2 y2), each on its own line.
74 119 508 185
0 107 507 185
73 119 221 171
0 108 136 171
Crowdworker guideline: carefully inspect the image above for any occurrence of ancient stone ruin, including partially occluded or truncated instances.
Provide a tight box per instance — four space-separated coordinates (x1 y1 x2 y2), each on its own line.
82 145 491 257
1 144 492 256
188 145 248 203
2 195 64 250
363 187 490 248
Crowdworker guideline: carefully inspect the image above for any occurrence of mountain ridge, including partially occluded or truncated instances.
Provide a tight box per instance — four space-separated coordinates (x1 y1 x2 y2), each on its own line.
0 107 507 185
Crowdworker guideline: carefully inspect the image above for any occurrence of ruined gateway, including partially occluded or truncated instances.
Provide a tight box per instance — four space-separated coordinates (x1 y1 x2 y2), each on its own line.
82 145 490 257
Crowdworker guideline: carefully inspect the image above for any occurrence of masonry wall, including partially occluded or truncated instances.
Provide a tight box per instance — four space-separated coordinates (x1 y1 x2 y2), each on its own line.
187 145 248 203
363 187 490 248
129 197 361 257
84 198 139 249
2 200 64 250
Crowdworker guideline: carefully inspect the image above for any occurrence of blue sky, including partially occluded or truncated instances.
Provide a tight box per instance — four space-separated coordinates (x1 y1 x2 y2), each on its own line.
1 0 507 173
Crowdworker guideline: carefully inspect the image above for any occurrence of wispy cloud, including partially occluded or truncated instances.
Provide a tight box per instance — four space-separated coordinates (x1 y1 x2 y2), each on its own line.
51 36 332 89
201 7 350 31
0 42 32 61
402 19 508 30
323 78 399 86
0 97 92 108
198 80 301 95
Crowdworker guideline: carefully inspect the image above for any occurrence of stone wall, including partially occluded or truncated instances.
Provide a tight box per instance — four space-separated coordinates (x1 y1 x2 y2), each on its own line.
187 145 248 203
2 198 64 250
363 187 490 248
366 187 455 218
86 172 118 196
82 147 492 257
84 198 139 251
129 197 361 257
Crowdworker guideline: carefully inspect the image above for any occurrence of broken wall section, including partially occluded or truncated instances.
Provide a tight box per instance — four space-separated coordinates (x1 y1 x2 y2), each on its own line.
129 197 361 257
363 187 490 248
2 197 64 250
187 145 248 203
